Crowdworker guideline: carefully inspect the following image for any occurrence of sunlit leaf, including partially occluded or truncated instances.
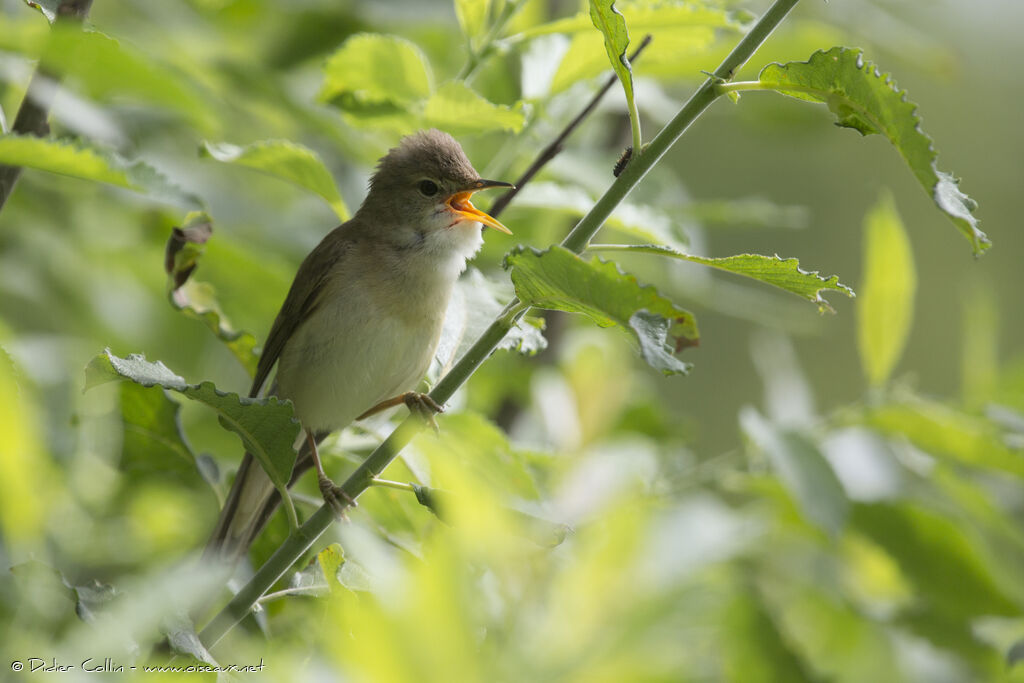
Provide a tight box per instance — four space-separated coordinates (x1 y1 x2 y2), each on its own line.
0 349 54 545
857 192 915 386
504 245 698 375
0 134 197 206
516 3 743 39
754 47 987 253
588 0 640 146
455 0 490 43
85 350 300 494
741 408 849 535
423 82 526 134
590 244 853 312
320 33 433 106
201 139 349 221
318 543 347 595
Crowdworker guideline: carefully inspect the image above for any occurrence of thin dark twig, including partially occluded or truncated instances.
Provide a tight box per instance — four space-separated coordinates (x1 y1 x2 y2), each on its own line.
489 33 653 218
0 0 94 214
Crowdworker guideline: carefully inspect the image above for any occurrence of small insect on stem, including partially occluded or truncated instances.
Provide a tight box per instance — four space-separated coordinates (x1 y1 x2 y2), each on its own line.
613 146 633 177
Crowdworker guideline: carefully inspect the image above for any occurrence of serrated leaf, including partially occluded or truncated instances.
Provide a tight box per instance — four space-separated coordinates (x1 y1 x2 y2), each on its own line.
320 33 432 107
201 140 349 221
589 0 639 146
164 214 260 376
434 268 547 379
857 191 915 386
423 82 526 134
591 244 853 312
855 397 1024 478
85 350 300 493
756 47 987 253
741 407 849 536
455 0 490 43
504 245 697 375
0 134 197 206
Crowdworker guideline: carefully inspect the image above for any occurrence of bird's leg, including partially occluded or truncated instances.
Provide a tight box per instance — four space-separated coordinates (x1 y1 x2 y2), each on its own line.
357 391 444 432
306 428 356 519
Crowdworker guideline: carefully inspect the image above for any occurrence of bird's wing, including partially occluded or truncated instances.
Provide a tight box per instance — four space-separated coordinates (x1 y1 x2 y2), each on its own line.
249 225 352 398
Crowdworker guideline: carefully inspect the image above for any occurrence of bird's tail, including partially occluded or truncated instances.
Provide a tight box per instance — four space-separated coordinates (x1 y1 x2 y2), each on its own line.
202 434 322 566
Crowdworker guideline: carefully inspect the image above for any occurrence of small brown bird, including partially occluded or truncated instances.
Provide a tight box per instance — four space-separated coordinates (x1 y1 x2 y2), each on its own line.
206 130 512 562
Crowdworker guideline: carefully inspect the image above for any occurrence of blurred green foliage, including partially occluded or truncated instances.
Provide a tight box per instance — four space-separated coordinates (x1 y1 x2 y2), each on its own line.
0 0 1021 681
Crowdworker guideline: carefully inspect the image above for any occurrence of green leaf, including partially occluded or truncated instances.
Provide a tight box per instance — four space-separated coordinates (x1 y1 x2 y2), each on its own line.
857 191 916 386
504 245 698 376
46 26 216 132
755 47 987 253
320 33 433 107
589 0 641 150
855 397 1024 478
434 268 547 379
0 134 197 206
164 213 260 377
85 350 300 497
422 82 526 134
722 583 821 683
589 244 853 312
455 0 491 43
852 502 1021 618
201 140 349 221
740 408 849 536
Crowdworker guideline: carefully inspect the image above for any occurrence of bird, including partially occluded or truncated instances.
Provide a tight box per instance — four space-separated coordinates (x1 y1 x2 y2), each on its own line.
204 129 512 563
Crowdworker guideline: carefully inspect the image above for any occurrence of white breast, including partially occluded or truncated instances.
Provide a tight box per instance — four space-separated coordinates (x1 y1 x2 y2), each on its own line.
274 225 480 433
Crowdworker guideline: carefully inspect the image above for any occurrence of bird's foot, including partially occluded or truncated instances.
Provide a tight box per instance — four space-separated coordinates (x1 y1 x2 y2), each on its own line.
402 392 444 433
318 471 356 520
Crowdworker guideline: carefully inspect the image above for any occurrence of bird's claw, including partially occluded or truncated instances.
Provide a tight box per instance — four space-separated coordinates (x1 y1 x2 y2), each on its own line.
318 473 356 521
403 392 444 433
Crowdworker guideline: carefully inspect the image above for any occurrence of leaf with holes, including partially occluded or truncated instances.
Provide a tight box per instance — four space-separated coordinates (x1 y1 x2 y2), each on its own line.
755 47 986 253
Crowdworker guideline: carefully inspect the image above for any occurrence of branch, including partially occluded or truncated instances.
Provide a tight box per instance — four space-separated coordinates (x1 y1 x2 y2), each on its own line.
488 33 653 219
198 0 802 649
0 0 93 213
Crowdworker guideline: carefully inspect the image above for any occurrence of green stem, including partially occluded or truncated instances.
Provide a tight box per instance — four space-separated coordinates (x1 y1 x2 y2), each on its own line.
198 0 801 650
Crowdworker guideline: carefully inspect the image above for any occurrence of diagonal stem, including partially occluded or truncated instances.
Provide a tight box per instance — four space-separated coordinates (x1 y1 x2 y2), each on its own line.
198 0 802 649
488 34 653 219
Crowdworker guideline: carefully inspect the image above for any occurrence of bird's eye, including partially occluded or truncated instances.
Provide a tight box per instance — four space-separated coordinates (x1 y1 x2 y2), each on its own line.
418 180 439 197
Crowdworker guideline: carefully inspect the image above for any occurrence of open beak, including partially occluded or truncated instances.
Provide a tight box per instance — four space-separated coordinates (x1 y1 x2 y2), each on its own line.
446 179 514 234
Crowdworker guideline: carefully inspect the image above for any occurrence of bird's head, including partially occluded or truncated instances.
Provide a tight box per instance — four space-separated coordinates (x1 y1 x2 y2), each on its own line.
361 130 512 254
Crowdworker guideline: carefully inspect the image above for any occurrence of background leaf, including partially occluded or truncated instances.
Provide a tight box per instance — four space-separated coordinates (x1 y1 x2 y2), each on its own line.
857 191 916 386
201 140 349 220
